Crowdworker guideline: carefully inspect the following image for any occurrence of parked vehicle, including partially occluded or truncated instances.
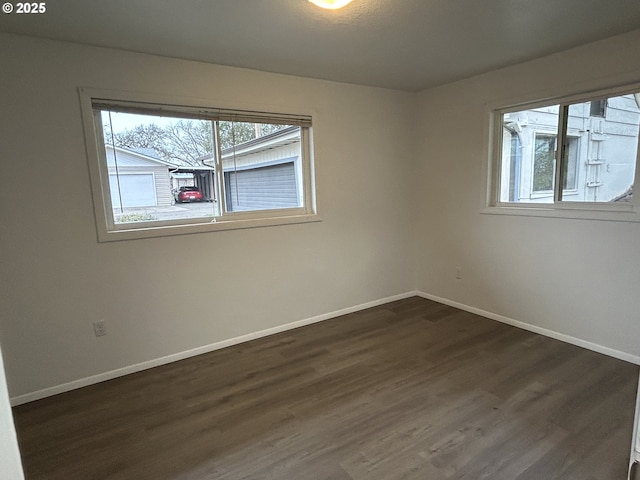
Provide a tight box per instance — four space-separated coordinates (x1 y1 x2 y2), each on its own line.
174 186 204 203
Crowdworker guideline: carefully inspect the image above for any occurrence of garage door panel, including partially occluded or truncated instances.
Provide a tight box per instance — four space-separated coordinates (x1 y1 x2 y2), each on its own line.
109 174 157 208
225 162 299 212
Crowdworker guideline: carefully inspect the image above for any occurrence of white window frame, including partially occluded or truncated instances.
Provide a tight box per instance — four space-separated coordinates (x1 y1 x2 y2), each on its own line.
530 131 558 199
79 88 319 242
484 82 640 222
561 134 580 194
527 132 580 200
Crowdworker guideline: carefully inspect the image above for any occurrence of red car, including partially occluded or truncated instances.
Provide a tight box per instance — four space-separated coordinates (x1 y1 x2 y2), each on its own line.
174 186 204 203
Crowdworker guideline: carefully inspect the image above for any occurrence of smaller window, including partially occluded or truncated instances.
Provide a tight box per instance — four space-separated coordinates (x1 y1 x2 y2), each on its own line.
532 134 556 193
489 84 640 221
590 99 606 118
80 89 318 241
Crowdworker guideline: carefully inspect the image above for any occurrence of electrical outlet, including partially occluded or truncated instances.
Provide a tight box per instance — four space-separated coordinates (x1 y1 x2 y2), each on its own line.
455 267 462 280
93 320 107 337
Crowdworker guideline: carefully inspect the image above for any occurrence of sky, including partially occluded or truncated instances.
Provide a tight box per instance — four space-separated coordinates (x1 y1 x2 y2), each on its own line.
101 111 180 134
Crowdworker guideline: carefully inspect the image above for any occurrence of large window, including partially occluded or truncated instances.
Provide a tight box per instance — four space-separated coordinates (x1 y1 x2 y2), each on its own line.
491 85 640 220
80 89 317 241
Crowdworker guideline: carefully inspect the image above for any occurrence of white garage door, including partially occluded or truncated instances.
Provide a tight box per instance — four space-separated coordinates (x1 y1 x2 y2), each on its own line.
109 174 157 208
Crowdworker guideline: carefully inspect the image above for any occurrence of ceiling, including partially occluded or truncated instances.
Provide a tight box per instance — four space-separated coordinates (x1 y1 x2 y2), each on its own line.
1 0 640 91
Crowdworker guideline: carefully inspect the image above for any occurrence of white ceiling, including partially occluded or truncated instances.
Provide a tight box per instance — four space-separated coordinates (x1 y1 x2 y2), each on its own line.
1 0 640 91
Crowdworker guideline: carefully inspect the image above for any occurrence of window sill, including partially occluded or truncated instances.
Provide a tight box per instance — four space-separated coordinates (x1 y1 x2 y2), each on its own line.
97 213 322 242
481 203 640 223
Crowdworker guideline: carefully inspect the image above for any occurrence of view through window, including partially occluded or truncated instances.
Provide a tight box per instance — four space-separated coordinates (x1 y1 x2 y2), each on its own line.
497 92 640 205
79 90 316 241
99 110 305 225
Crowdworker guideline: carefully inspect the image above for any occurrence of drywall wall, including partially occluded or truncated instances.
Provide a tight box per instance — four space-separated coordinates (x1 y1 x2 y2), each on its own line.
414 29 640 359
0 346 24 479
0 33 416 399
3 27 640 404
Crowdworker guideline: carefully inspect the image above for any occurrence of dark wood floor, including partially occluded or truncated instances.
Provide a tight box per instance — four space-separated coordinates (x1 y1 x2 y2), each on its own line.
13 297 639 480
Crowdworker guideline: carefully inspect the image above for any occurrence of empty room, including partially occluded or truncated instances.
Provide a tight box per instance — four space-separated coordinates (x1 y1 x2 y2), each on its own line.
1 1 640 479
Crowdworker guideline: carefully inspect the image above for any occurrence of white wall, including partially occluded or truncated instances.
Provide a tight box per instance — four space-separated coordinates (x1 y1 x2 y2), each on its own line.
0 345 24 479
413 29 640 359
2 28 640 405
0 33 416 400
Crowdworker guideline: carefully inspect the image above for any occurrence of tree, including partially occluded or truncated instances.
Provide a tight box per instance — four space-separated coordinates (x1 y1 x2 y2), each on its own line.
218 121 256 150
218 121 292 149
163 120 213 164
105 123 169 155
104 120 213 166
104 119 291 166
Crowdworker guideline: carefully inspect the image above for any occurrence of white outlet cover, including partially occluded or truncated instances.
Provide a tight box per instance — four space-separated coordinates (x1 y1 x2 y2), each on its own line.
93 321 106 337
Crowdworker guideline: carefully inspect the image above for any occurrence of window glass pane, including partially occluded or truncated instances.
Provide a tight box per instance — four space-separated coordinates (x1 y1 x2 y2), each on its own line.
100 111 219 224
221 121 303 212
562 93 640 203
562 137 579 191
590 100 606 118
533 134 555 192
499 106 559 203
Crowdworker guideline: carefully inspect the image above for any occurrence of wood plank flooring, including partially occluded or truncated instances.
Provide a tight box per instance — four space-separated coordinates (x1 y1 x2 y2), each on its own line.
12 297 639 479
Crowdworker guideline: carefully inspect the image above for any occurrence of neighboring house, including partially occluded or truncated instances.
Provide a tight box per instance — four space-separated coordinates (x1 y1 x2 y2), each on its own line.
202 126 303 212
105 145 175 208
501 94 640 203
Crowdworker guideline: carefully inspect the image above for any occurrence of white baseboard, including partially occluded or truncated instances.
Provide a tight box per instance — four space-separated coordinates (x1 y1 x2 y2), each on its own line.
417 291 640 366
13 289 638 406
10 291 418 406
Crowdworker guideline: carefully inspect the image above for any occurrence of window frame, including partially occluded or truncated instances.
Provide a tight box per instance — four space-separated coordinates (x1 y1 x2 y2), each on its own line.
485 82 640 222
531 131 558 196
561 135 580 193
79 88 319 242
